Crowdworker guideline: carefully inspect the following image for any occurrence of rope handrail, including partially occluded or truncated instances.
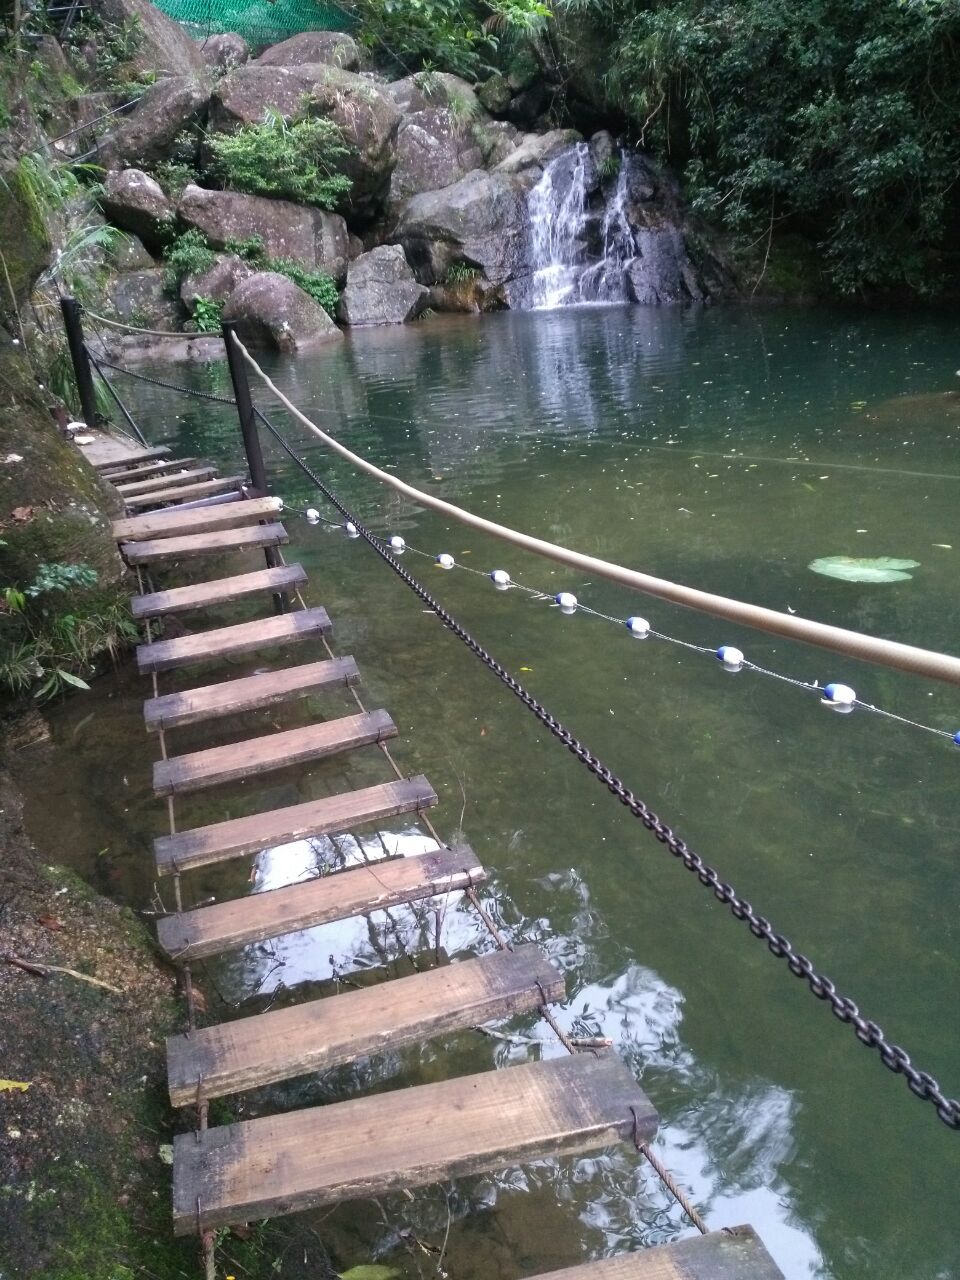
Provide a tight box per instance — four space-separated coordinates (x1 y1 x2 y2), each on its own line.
231 334 960 688
81 308 207 339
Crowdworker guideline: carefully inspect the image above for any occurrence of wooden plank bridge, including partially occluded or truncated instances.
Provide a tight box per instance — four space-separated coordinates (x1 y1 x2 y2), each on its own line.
84 430 785 1280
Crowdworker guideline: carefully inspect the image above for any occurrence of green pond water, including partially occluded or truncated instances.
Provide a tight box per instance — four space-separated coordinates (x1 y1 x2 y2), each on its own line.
32 305 960 1279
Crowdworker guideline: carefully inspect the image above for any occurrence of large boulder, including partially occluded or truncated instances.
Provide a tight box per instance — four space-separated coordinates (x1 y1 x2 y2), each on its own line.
180 254 255 313
98 76 210 169
221 271 342 352
0 160 50 307
178 185 349 281
101 169 174 251
394 170 527 285
339 245 428 326
389 108 485 207
494 129 582 182
105 268 182 330
255 31 360 70
200 32 250 72
209 64 401 222
625 228 705 305
91 0 205 77
384 73 482 118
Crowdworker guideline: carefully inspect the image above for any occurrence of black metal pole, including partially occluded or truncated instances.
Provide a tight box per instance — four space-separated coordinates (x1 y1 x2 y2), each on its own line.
87 351 149 447
60 296 99 429
221 321 284 612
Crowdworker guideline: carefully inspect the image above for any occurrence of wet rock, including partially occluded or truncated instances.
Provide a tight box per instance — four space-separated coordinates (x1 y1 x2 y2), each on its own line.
180 254 254 312
101 169 175 251
254 31 360 70
178 185 349 281
209 64 401 222
625 228 704 304
106 268 182 329
589 130 616 174
389 108 485 207
429 274 507 313
475 120 522 167
221 271 342 351
385 72 483 118
477 72 512 115
339 245 429 325
200 32 250 72
394 169 527 285
91 0 206 77
494 129 582 182
98 76 210 169
109 231 156 271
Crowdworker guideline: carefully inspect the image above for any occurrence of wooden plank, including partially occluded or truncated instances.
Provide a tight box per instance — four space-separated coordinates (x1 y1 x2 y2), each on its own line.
104 457 201 484
173 1053 657 1234
522 1227 785 1280
121 522 288 566
93 445 171 470
157 843 478 960
116 465 218 495
144 656 360 732
154 774 438 876
132 564 306 620
114 496 282 543
154 709 397 796
137 606 331 675
122 477 245 509
167 943 563 1105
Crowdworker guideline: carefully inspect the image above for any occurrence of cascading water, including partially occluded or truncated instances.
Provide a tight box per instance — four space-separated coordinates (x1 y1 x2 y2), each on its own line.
521 143 699 310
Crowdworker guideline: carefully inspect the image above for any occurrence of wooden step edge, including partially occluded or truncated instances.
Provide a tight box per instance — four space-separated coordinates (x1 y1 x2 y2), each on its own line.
153 774 438 876
115 466 218 494
143 656 361 732
166 943 564 1105
113 496 283 543
156 843 482 961
93 445 172 470
172 1053 657 1235
104 458 202 484
122 477 245 510
522 1227 786 1279
153 708 397 796
131 564 307 620
120 522 288 566
136 606 331 675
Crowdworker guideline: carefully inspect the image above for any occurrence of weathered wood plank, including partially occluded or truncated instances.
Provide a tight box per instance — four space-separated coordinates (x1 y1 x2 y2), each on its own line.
116 466 218 495
103 457 201 484
122 477 245 509
114 497 283 544
523 1227 785 1279
172 1053 657 1234
121 522 288 565
136 607 331 675
143 656 360 732
131 564 306 620
154 774 438 876
154 709 396 796
167 943 563 1105
93 445 172 470
157 843 478 959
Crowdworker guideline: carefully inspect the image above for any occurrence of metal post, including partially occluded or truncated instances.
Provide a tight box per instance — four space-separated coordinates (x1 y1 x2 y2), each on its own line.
60 296 99 429
221 322 284 612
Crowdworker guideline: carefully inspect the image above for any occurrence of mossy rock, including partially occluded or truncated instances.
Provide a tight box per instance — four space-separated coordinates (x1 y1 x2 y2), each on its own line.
0 343 124 598
0 162 51 309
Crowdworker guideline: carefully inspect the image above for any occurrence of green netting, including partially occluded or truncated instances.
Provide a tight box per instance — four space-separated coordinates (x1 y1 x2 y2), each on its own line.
151 0 355 48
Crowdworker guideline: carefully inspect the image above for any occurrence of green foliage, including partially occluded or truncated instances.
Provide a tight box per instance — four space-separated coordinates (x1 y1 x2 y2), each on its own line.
443 262 482 283
0 562 138 703
224 234 267 261
152 160 197 199
353 0 550 78
207 110 353 209
562 0 960 294
63 11 148 95
267 257 340 316
162 228 217 290
190 295 224 332
597 151 620 181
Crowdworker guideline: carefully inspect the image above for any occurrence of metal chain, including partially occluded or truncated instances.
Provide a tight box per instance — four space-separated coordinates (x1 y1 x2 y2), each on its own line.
87 353 238 405
256 413 960 1132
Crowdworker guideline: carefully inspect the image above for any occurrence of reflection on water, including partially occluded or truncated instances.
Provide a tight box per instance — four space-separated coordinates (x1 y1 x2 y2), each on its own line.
30 305 960 1279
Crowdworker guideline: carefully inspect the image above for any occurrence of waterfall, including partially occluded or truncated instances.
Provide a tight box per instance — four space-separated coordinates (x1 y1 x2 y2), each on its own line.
521 144 699 310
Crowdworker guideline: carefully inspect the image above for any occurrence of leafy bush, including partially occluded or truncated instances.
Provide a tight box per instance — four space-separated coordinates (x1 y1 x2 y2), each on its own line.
266 258 340 317
207 111 353 209
443 262 482 283
189 296 224 333
162 229 217 291
153 160 197 199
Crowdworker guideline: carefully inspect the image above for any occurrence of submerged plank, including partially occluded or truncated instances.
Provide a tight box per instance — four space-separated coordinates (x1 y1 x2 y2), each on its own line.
122 477 245 509
143 656 360 731
114 496 283 543
104 457 201 484
93 445 171 470
154 774 438 875
121 522 288 565
523 1227 785 1279
116 465 217 495
136 607 331 674
167 943 564 1104
157 843 479 960
173 1053 656 1234
153 709 397 795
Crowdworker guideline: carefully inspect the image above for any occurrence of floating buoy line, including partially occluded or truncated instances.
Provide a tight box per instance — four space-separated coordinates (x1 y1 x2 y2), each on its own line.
297 504 959 749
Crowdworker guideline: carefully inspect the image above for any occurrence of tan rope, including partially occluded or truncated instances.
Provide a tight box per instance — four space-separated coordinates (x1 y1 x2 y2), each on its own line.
234 335 960 686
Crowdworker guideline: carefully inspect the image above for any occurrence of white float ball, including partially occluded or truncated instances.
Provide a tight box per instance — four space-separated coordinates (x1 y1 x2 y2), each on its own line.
822 682 856 710
436 553 455 569
389 534 405 552
625 616 650 638
490 569 511 588
555 591 578 612
305 507 320 524
716 645 744 670
344 521 359 537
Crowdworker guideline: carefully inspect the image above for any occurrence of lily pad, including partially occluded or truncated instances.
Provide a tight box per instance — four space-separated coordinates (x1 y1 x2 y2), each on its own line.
809 555 919 583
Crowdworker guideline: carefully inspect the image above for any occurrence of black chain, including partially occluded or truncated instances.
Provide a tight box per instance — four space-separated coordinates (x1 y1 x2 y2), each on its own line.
257 410 960 1132
87 354 238 406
